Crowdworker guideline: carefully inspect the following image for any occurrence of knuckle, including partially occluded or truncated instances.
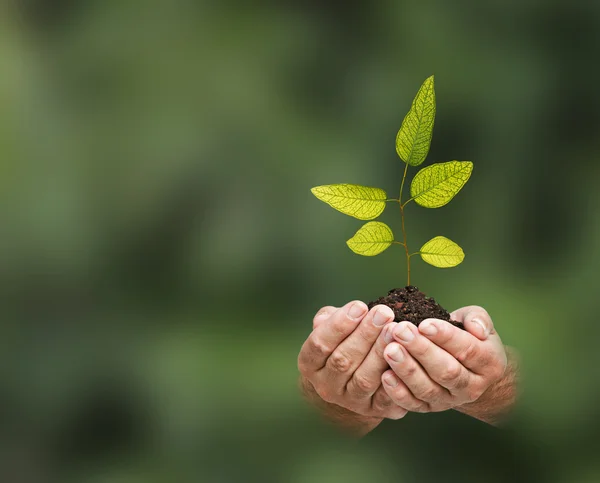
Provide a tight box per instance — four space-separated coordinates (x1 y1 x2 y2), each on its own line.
387 383 408 402
308 338 331 368
326 350 352 373
309 337 331 358
439 363 463 385
414 342 430 357
402 362 418 378
389 387 425 413
456 340 479 364
419 387 441 403
351 373 377 395
354 326 373 344
312 309 329 327
331 317 353 337
411 400 430 413
372 391 394 411
297 346 315 375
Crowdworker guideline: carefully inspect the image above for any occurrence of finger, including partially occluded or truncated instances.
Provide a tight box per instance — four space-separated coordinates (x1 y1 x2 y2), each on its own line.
450 306 495 341
417 318 496 376
325 305 395 388
393 320 472 393
313 306 337 329
384 340 448 405
381 370 428 412
346 317 397 398
298 301 368 374
370 385 409 420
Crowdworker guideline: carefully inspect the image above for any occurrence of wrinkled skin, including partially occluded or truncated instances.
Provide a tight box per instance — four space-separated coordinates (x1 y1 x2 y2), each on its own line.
298 301 518 437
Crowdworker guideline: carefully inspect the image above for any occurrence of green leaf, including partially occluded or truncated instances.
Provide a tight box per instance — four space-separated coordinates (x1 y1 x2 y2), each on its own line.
396 76 436 166
419 236 465 268
311 184 388 220
346 222 394 256
410 161 473 208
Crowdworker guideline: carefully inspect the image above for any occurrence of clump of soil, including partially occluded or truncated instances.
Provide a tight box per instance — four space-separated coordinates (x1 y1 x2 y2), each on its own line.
368 286 464 330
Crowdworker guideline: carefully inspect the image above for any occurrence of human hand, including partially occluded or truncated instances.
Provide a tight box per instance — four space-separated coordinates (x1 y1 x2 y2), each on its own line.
297 301 408 433
381 306 511 420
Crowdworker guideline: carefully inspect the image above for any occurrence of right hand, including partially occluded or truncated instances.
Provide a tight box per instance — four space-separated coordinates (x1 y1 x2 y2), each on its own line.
297 301 407 421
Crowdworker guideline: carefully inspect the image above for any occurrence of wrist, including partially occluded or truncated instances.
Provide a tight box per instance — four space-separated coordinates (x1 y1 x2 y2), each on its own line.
299 376 383 437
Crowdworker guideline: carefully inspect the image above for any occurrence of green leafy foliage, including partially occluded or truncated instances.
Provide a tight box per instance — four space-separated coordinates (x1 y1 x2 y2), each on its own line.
419 236 465 268
410 161 473 208
311 184 387 220
311 76 474 285
396 75 436 166
346 222 394 256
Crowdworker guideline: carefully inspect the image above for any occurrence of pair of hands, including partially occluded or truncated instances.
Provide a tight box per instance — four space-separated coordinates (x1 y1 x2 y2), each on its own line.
298 300 514 435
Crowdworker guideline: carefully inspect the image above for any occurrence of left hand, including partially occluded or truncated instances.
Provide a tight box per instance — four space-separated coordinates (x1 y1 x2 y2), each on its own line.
381 306 508 413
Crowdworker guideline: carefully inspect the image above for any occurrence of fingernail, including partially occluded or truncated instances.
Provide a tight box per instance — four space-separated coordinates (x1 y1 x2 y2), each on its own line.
384 373 399 387
373 308 389 327
394 324 414 343
419 321 437 337
387 344 404 362
348 302 367 319
472 317 490 338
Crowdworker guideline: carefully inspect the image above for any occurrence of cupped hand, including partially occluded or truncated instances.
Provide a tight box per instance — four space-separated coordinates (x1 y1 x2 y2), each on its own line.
298 301 408 421
381 306 508 413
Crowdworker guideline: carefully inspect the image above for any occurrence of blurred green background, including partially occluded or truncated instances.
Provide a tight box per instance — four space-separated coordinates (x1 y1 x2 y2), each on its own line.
1 0 600 482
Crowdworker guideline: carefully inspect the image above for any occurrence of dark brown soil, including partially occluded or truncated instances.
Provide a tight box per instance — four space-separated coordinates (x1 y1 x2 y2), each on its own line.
368 286 464 330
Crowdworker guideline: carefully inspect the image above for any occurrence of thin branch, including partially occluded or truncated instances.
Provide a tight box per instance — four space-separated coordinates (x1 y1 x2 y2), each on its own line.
399 163 410 202
398 162 411 286
399 204 411 286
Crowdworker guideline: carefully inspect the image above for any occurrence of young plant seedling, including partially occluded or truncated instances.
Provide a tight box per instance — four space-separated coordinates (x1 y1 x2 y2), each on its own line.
311 76 473 327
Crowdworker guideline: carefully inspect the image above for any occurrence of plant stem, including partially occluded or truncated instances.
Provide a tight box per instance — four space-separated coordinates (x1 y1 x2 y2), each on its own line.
399 163 409 201
399 163 411 286
399 203 410 286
